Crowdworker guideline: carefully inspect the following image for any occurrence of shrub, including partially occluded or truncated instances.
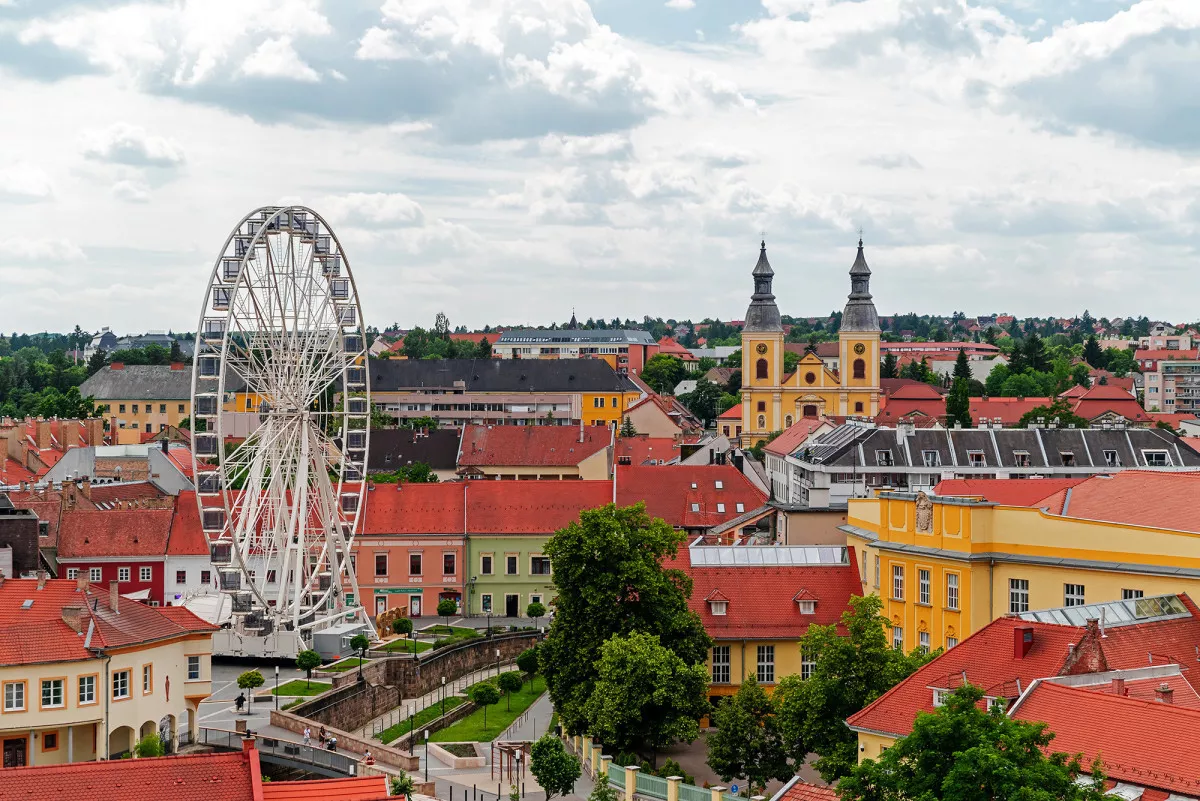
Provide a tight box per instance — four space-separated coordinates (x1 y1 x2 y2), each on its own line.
390 772 415 796
134 733 164 758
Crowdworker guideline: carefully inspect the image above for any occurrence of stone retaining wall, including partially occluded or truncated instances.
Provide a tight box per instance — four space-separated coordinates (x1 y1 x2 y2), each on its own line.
390 699 478 751
289 679 402 733
270 708 419 772
384 632 539 698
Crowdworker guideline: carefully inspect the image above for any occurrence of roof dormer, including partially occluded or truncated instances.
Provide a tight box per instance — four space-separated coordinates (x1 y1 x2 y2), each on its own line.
706 590 729 616
793 588 817 615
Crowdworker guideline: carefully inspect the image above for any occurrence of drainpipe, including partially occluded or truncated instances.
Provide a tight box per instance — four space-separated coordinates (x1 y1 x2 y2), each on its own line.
102 651 111 759
988 559 995 622
463 482 470 616
740 640 746 683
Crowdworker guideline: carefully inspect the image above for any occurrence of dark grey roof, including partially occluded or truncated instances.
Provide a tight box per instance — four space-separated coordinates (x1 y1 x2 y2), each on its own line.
841 239 880 333
369 358 640 394
744 241 783 333
367 429 461 472
79 365 193 401
992 429 1049 467
497 329 655 345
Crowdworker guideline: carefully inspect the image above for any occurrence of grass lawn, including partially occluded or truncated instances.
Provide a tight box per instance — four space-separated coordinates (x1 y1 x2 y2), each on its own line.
272 679 332 696
376 696 467 744
431 683 544 743
282 698 306 711
381 638 433 654
323 658 367 672
424 624 477 637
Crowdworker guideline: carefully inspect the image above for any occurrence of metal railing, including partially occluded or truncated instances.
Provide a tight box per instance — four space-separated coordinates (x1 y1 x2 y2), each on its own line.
609 768 626 791
638 772 669 798
679 783 712 801
199 728 357 775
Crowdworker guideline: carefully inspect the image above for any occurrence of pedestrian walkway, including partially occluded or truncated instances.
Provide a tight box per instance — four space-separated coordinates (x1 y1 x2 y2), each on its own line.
356 659 518 740
496 689 554 743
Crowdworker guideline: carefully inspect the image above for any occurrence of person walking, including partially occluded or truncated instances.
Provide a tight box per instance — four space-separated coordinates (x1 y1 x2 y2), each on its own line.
235 693 246 714
318 725 327 745
303 726 311 747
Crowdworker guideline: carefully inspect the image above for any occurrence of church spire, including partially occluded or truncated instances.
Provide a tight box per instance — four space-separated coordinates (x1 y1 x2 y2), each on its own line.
569 307 578 329
841 237 879 332
744 240 782 333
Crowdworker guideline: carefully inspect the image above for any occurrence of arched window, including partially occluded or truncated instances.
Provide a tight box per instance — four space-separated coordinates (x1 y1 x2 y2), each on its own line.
756 358 769 380
853 358 866 379
785 415 793 428
803 404 818 418
757 415 766 428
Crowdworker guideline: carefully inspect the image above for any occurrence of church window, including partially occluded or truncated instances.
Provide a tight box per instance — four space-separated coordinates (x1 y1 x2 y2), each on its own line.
804 372 816 385
757 401 766 412
803 404 818 418
756 358 768 380
855 402 864 413
853 358 866 379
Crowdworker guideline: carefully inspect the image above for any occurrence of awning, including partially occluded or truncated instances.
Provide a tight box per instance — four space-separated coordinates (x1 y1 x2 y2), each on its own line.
121 588 151 600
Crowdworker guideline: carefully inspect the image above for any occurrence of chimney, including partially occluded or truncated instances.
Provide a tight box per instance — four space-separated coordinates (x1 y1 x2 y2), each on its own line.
62 606 84 634
1156 683 1174 704
63 479 78 511
1112 677 1125 696
35 420 53 451
1013 624 1034 659
161 439 170 454
109 580 120 613
242 736 257 753
80 476 92 500
76 573 90 593
110 361 125 370
169 362 184 371
37 571 48 590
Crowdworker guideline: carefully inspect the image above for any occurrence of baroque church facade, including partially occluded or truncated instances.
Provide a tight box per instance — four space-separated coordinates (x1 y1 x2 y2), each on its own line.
739 240 882 444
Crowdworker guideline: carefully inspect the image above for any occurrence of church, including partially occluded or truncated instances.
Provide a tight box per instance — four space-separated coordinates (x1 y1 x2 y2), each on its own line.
739 239 881 444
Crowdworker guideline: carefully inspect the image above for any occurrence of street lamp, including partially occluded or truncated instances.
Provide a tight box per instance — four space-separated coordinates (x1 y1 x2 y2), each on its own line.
441 676 446 718
424 730 430 782
408 705 414 756
274 666 280 711
496 648 501 679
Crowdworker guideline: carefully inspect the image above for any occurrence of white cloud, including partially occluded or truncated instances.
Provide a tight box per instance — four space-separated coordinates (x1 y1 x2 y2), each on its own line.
111 180 152 203
81 123 186 168
666 0 696 9
1 237 86 262
241 37 320 82
323 192 426 227
0 163 54 201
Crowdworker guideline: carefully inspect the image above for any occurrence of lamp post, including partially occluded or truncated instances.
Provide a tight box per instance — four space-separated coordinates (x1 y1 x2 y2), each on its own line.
274 666 279 711
496 648 501 679
441 676 446 718
408 705 414 756
424 730 430 782
486 610 492 639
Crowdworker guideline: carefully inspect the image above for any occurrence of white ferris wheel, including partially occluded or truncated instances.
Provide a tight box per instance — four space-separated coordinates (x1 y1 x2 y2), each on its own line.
190 206 373 656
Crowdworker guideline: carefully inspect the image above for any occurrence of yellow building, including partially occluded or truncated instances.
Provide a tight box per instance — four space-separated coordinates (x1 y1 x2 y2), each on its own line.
740 240 881 445
0 576 214 767
841 472 1200 654
580 390 641 429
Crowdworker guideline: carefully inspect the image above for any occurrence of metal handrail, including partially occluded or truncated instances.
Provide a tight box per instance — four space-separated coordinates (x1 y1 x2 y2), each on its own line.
198 727 357 775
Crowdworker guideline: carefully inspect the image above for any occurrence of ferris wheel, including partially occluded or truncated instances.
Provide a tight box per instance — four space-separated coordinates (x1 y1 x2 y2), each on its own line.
189 205 373 656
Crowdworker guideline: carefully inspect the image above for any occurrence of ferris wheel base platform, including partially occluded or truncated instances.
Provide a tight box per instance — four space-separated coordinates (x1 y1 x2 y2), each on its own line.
210 628 308 659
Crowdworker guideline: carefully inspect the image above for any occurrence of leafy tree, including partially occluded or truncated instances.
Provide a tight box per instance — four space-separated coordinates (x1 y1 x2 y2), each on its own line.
583 632 710 761
1082 335 1105 369
86 348 107 376
390 772 416 796
470 682 501 732
478 337 493 358
945 377 972 428
642 354 688 394
437 598 458 627
168 338 184 363
398 416 439 431
392 617 414 639
1017 398 1090 429
679 377 723 425
541 503 710 738
1104 347 1136 377
350 633 371 664
880 353 898 379
498 671 524 711
296 649 322 688
530 733 581 801
620 416 637 437
706 676 791 794
724 348 741 369
403 326 431 359
717 393 740 417
237 670 265 713
839 684 1107 801
1001 372 1043 398
783 349 801 375
588 777 621 801
371 462 439 484
517 646 540 689
774 595 936 782
1024 331 1049 372
134 733 164 758
527 600 546 628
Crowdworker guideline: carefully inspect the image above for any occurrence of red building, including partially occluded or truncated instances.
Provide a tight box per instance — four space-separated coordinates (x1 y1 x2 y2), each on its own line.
56 509 174 606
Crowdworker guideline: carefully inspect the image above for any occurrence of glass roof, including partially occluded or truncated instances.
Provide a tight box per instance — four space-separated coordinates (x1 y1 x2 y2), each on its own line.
1018 594 1189 628
689 545 848 567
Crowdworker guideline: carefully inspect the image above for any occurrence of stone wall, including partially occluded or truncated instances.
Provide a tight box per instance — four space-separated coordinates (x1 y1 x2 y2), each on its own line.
290 679 401 733
384 632 540 698
391 699 478 752
271 708 419 772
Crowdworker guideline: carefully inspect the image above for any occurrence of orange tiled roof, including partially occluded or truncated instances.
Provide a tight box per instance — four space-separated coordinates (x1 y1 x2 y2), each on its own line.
718 405 742 420
764 417 830 457
458 424 609 468
933 478 1087 507
776 780 838 801
261 775 389 801
57 508 175 558
616 465 766 529
615 435 682 465
0 751 254 801
1051 471 1200 533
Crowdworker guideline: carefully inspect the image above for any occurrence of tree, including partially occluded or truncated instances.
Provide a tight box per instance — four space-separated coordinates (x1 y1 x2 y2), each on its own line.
392 617 414 639
1001 372 1043 398
390 772 416 796
774 595 935 782
620 416 637 437
498 671 524 711
838 684 1107 801
516 647 540 689
880 353 897 379
478 337 493 358
470 682 501 732
540 503 710 737
296 649 322 688
706 676 791 794
168 338 184 363
434 312 450 340
403 327 431 359
1023 331 1048 372
583 632 710 761
1082 335 1105 369
952 349 971 382
945 377 972 428
437 598 458 627
588 777 621 801
1105 347 1136 377
86 348 107 376
237 670 265 713
527 600 546 628
1017 398 1090 429
134 733 164 758
679 377 723 425
783 350 801 374
530 733 581 801
641 354 688 394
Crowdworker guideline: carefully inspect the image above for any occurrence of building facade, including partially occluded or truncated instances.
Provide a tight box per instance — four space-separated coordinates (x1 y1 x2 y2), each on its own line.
492 328 657 375
740 241 880 445
1147 358 1200 414
78 364 194 443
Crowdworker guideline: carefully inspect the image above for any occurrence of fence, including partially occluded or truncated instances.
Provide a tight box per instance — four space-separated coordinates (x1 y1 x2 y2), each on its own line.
563 735 739 801
198 728 358 776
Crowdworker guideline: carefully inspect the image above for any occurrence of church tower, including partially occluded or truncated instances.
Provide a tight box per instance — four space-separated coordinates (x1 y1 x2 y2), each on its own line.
741 241 784 441
838 238 881 416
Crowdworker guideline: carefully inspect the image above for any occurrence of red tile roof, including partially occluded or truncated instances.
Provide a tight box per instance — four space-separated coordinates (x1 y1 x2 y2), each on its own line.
1147 412 1199 430
848 594 1200 739
615 435 682 465
616 465 767 529
933 478 1087 507
3 491 64 545
1134 348 1198 361
167 491 212 556
0 578 215 666
719 405 742 420
57 508 175 558
86 481 168 507
1050 471 1200 534
458 424 610 468
775 780 838 801
671 547 860 639
656 337 697 360
1071 383 1150 423
1070 671 1200 708
1011 681 1200 796
0 751 255 801
764 417 831 457
260 775 389 801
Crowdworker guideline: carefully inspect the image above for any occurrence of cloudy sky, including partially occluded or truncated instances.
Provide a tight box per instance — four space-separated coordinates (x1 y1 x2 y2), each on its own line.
1 0 1197 335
